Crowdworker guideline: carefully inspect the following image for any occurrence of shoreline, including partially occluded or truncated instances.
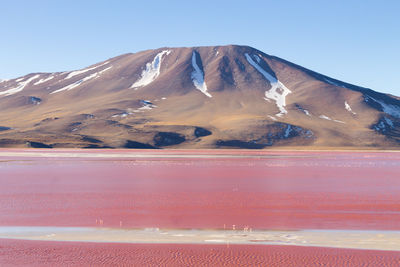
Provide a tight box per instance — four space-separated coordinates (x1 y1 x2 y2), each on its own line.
1 227 400 252
0 149 400 159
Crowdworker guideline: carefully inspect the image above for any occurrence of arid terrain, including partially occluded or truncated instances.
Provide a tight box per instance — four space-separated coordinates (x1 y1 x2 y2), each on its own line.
1 45 400 149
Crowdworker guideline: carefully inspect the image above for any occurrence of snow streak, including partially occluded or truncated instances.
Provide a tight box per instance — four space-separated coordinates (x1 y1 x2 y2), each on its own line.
365 95 400 119
65 61 109 80
345 101 356 115
245 53 291 117
319 115 345 124
0 75 40 96
191 51 212 97
51 66 112 94
34 75 54 85
131 50 171 89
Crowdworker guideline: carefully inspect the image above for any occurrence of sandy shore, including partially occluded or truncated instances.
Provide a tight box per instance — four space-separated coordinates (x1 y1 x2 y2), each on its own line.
1 227 400 251
0 149 399 159
0 151 306 159
2 239 399 267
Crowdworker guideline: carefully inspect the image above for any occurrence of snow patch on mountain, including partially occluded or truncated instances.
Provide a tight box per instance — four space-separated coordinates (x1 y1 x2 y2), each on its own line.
319 115 345 124
119 101 157 116
138 100 157 110
245 53 291 117
51 66 112 94
295 104 311 116
52 74 98 94
65 61 109 80
0 75 40 96
112 112 128 118
319 115 332 121
191 51 212 98
345 101 356 115
34 75 55 85
138 105 153 110
334 119 345 124
365 95 400 118
131 50 171 89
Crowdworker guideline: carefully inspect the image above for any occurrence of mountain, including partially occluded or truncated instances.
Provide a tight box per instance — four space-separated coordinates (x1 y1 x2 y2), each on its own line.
1 45 399 149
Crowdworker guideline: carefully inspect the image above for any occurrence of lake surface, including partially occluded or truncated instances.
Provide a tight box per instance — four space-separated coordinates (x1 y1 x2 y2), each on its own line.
1 149 400 266
0 149 399 230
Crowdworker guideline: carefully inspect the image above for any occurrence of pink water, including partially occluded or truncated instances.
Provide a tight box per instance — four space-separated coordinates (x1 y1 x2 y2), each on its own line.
0 150 399 230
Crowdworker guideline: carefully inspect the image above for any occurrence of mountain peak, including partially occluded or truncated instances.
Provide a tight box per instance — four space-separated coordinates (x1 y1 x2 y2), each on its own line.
0 45 399 149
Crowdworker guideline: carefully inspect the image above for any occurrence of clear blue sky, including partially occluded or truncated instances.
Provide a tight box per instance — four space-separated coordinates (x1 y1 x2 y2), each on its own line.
1 0 399 95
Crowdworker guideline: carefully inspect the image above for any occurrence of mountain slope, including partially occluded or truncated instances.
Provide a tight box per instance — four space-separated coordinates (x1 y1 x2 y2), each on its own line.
0 45 399 149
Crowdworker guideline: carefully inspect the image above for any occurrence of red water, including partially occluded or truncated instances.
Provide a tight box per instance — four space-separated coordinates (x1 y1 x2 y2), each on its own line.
0 150 399 230
1 150 400 266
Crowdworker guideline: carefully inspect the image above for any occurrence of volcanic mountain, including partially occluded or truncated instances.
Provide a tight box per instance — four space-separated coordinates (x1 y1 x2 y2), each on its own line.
1 45 399 149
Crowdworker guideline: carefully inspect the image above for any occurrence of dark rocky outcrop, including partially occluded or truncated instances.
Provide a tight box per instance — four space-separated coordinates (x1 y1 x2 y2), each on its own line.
154 132 185 146
29 96 41 105
81 136 103 143
216 123 314 149
372 116 400 142
194 127 212 138
124 140 157 149
216 140 267 149
26 141 52 148
0 126 11 132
